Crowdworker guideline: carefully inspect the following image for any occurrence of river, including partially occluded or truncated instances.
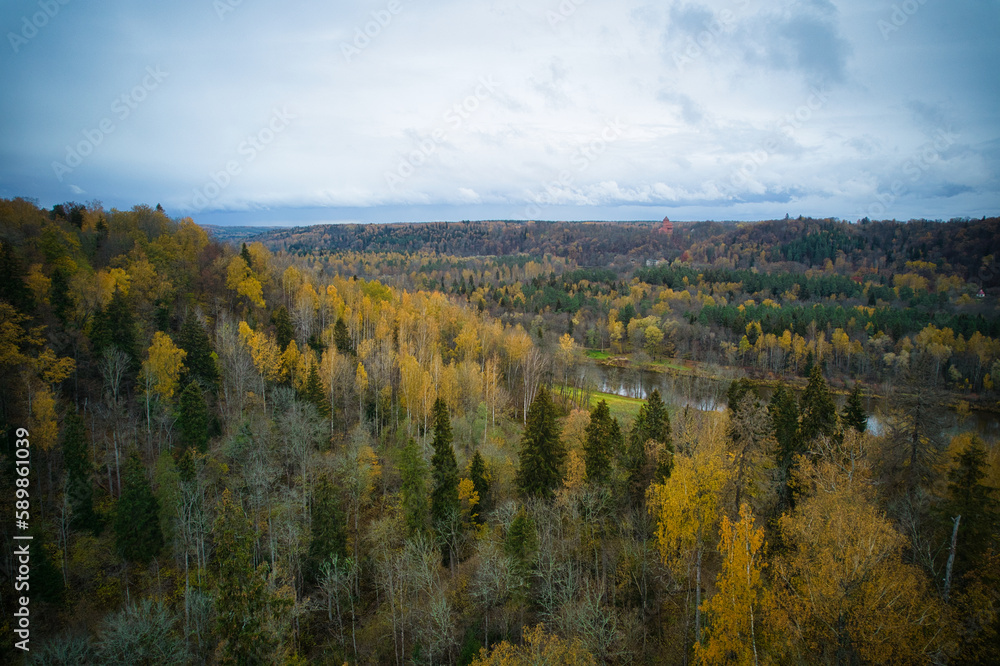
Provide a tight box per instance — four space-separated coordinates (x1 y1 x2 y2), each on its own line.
585 363 1000 440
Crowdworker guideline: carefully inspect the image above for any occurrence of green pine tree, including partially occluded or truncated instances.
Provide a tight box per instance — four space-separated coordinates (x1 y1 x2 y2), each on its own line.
300 363 331 418
63 412 99 533
624 389 673 497
769 385 802 509
400 438 430 536
334 317 353 355
799 365 837 442
942 437 998 583
841 383 867 434
430 399 459 531
469 450 490 521
177 381 209 453
306 476 348 584
213 488 276 665
504 506 538 577
91 290 140 370
584 400 614 484
114 452 163 565
178 313 219 389
271 306 294 351
515 387 565 500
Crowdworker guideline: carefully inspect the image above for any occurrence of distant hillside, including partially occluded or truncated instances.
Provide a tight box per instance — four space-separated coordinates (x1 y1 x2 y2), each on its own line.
242 216 1000 285
200 224 283 244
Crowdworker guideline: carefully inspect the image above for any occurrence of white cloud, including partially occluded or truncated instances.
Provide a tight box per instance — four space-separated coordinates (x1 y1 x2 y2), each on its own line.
0 0 996 221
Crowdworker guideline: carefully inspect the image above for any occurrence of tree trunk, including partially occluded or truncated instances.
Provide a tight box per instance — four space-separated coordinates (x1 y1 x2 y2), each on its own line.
944 514 961 602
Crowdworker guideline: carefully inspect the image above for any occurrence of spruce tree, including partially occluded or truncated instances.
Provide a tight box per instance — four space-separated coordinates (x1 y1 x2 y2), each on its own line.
400 438 430 536
942 437 998 582
430 399 459 530
271 306 294 351
91 290 139 371
0 239 33 313
515 387 565 500
63 412 99 533
300 363 331 418
114 452 163 565
334 317 353 354
214 488 275 664
799 365 837 442
584 400 614 484
177 381 209 453
178 313 219 389
624 389 673 495
504 506 538 576
469 450 490 520
769 385 802 509
306 476 348 584
841 383 867 434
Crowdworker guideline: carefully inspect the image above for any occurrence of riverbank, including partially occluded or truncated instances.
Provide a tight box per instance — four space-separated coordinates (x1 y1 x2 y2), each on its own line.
584 349 1000 419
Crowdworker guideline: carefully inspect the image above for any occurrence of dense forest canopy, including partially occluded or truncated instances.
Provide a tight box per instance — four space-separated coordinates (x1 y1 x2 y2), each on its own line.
1 197 998 664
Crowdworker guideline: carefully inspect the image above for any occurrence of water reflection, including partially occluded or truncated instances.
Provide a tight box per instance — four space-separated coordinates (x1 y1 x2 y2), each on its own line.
592 364 998 438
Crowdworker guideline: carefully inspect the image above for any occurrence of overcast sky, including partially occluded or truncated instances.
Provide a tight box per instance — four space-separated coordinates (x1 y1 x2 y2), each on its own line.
1 0 997 225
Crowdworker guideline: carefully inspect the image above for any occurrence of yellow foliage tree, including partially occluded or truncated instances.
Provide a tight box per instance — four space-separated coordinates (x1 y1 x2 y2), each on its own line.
226 255 265 308
696 503 773 665
142 331 187 402
772 457 951 663
471 624 597 666
648 446 729 645
238 321 284 408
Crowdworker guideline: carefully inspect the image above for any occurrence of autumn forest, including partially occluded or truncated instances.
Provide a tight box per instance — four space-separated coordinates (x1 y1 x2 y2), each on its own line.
1 198 999 665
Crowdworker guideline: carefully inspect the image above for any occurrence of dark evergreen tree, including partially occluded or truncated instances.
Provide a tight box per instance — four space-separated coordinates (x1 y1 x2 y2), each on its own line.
177 381 209 453
306 476 348 584
515 387 565 500
178 313 219 389
399 438 430 536
63 412 99 533
214 488 275 665
333 317 353 354
624 389 673 496
504 506 538 577
0 239 33 313
799 365 837 442
240 242 252 267
469 450 490 520
584 400 614 484
430 398 459 532
300 363 331 419
28 523 64 605
727 378 757 417
90 290 139 370
769 385 803 508
271 306 294 351
942 437 998 583
114 452 163 565
842 383 867 434
50 266 73 324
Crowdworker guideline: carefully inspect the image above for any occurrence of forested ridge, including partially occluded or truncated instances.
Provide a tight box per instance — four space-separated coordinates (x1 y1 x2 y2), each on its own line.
1 197 998 664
